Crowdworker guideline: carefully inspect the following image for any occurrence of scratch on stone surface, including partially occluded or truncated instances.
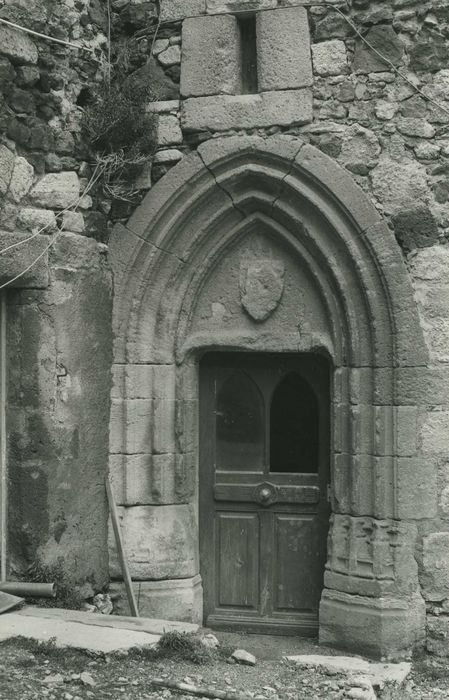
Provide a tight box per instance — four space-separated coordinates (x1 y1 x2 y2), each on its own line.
197 148 247 219
270 141 305 218
124 224 187 265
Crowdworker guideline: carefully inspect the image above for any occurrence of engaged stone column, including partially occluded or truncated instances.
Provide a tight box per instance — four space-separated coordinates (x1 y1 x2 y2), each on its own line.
108 362 201 621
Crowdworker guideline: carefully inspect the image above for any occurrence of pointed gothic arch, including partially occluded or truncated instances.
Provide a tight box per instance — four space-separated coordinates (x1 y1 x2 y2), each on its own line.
109 135 430 658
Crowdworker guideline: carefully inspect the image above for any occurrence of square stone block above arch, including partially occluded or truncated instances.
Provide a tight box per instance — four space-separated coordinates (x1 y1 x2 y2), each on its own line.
181 14 242 98
256 6 313 91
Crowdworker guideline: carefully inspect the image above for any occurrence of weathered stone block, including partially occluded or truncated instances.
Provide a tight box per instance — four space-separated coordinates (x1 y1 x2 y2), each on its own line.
0 231 49 288
112 365 125 400
152 398 176 454
17 208 57 233
158 44 181 68
353 26 404 73
175 399 198 454
51 232 107 270
160 0 205 21
153 149 183 164
109 451 189 506
156 115 182 146
0 145 14 198
371 156 428 215
418 286 449 320
147 100 180 115
125 453 176 505
182 89 313 131
312 40 348 77
420 411 449 455
62 211 85 233
110 574 203 623
320 590 426 659
109 399 126 454
410 246 449 283
397 457 438 520
108 504 198 580
397 118 435 139
392 206 439 252
338 125 380 175
349 404 374 454
181 15 241 98
422 533 449 603
0 24 38 65
256 7 312 91
396 407 418 457
29 171 80 210
395 367 449 406
326 514 419 598
153 365 176 401
126 399 153 454
7 156 33 203
109 453 125 504
125 364 153 399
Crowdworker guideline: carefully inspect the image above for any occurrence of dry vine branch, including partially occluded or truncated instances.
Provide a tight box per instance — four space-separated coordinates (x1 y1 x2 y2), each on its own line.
150 678 256 700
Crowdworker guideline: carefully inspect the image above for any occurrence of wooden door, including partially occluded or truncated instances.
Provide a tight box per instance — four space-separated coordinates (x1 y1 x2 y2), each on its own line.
199 353 330 635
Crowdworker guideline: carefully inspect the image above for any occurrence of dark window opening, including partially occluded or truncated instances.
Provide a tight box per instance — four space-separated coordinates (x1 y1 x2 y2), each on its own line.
270 373 319 474
238 15 258 95
216 371 264 470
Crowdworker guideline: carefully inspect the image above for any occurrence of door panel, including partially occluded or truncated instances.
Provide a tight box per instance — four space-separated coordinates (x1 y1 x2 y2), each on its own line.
199 352 330 635
216 512 259 609
273 514 323 613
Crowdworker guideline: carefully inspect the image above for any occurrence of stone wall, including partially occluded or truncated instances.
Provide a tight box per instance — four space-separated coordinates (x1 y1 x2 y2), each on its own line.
107 0 449 654
7 235 112 589
0 0 114 589
2 0 449 649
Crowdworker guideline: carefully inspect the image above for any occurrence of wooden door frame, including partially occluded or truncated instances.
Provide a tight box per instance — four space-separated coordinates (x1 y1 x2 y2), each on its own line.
198 350 331 635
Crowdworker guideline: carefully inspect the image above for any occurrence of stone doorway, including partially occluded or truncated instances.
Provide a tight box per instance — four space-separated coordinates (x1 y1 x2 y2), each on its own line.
109 135 430 658
199 351 330 635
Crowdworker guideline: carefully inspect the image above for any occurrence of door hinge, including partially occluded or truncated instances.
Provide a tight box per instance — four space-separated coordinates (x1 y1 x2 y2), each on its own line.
326 484 332 503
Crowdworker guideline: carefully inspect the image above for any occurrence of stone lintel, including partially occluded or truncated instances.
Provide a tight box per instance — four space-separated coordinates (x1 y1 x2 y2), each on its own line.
161 0 337 21
160 0 206 22
181 89 313 132
0 231 49 288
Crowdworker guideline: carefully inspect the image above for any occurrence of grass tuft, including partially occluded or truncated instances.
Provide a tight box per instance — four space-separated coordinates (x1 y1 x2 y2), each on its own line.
130 631 216 665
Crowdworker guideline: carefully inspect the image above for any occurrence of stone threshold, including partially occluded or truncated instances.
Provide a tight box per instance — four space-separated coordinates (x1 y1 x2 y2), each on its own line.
16 605 199 635
0 605 198 655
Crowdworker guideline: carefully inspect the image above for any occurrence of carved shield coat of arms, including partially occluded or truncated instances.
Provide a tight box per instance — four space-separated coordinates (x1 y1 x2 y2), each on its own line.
240 259 285 322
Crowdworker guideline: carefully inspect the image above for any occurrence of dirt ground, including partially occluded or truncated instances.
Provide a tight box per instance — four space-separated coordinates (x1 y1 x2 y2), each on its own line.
0 631 449 700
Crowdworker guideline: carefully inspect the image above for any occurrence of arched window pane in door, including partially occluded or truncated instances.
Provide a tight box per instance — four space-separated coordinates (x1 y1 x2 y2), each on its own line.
216 372 264 471
270 373 319 473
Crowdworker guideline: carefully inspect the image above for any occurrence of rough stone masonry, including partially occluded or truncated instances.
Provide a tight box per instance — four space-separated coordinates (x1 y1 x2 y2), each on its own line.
0 0 449 660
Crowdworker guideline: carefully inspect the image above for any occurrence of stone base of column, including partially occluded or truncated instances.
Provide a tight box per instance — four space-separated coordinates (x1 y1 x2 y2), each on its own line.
319 589 426 660
110 574 203 624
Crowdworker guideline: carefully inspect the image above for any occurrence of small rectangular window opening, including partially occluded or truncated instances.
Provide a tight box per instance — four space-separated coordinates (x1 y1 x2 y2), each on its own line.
238 15 258 95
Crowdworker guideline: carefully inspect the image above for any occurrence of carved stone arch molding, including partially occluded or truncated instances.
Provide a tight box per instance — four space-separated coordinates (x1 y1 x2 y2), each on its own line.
109 135 430 658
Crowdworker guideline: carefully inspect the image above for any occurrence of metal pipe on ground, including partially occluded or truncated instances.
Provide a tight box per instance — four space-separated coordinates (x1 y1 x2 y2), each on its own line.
0 582 56 598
